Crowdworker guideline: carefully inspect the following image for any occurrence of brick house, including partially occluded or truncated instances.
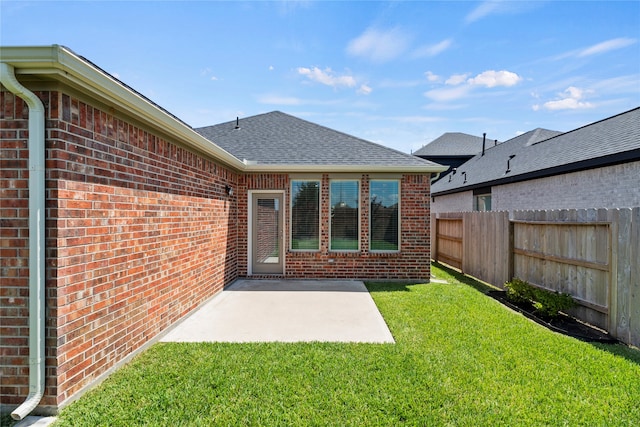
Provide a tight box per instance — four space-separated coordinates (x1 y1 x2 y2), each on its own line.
430 108 640 213
0 45 445 417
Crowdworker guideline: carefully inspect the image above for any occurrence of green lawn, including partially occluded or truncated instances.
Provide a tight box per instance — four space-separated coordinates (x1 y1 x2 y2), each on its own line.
51 263 640 426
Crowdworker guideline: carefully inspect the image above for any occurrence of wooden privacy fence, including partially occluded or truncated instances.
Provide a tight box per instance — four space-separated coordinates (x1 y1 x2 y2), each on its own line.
431 208 640 348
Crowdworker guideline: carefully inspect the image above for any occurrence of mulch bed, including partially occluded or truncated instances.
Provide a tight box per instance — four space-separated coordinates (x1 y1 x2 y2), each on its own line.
487 291 617 343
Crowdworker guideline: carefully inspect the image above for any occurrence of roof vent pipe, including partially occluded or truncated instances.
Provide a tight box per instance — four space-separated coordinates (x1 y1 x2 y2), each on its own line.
494 139 498 147
506 154 516 174
481 133 486 156
235 117 240 129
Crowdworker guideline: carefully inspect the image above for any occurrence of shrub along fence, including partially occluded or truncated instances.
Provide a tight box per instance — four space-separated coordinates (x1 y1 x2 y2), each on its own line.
431 208 640 348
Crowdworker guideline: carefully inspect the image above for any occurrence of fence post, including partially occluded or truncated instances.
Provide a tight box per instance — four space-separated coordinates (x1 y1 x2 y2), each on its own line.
630 207 640 348
431 212 438 263
508 218 514 284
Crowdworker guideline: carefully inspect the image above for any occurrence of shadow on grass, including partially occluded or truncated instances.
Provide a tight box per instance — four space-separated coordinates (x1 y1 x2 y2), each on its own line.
431 262 496 293
364 281 416 293
431 262 640 366
0 414 15 427
591 342 640 366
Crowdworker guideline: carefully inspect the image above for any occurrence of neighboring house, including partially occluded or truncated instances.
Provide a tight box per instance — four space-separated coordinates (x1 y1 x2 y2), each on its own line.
0 45 445 416
431 109 640 213
413 132 499 182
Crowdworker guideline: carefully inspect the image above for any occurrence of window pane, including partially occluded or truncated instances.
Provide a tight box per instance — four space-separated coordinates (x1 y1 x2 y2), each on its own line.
370 180 399 251
291 180 320 250
474 195 491 211
330 180 359 251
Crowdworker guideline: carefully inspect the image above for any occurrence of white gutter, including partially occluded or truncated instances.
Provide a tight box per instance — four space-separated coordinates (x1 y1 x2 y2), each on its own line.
241 163 448 174
1 46 449 176
1 63 47 421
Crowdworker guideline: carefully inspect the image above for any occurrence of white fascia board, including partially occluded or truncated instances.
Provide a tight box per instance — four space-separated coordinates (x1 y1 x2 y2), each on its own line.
1 45 448 176
1 45 246 171
243 163 448 174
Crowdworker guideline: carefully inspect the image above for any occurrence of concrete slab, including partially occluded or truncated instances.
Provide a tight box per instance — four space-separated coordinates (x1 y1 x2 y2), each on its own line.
161 279 394 343
13 416 56 427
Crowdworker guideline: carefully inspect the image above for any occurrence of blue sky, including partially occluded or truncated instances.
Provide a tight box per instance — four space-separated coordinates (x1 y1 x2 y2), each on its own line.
2 1 639 154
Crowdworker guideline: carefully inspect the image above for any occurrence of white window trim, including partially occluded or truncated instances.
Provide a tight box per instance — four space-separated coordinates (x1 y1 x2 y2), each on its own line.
369 179 401 253
329 179 360 252
289 179 321 252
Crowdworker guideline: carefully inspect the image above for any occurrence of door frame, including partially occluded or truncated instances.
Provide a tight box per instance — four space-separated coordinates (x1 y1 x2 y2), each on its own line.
247 190 286 275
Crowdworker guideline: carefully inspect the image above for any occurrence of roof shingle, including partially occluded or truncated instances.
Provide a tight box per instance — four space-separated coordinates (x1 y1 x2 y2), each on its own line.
413 132 496 157
196 111 442 169
432 107 640 195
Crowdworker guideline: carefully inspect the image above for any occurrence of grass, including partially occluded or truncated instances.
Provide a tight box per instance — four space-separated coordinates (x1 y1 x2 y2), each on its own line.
49 263 640 426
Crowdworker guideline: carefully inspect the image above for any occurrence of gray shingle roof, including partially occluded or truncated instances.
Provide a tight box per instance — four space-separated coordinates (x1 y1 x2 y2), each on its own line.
432 107 640 195
413 132 496 156
195 111 443 169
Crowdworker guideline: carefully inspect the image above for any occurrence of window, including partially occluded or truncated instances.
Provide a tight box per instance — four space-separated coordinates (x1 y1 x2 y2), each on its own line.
330 180 359 251
473 187 492 211
370 180 399 251
291 180 320 250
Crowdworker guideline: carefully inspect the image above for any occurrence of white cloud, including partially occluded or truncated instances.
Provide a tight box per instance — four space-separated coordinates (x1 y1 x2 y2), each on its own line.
467 70 522 88
346 27 410 63
297 67 356 88
465 0 540 24
578 37 637 57
465 1 502 23
424 85 472 102
269 65 274 71
200 67 219 81
425 69 522 102
412 38 453 58
357 84 372 95
535 86 595 111
445 73 469 86
425 71 441 83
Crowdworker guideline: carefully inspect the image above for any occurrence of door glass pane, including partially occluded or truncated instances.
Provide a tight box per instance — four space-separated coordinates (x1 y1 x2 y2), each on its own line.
256 198 279 264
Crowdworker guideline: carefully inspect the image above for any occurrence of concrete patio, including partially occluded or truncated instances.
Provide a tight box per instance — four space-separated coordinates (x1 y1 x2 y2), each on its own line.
160 279 395 343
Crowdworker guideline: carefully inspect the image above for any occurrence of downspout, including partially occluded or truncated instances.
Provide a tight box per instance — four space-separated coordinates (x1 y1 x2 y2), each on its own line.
0 63 47 420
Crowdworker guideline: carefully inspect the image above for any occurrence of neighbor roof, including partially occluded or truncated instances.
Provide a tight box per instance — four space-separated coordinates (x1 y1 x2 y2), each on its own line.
413 132 497 157
432 107 640 196
196 111 446 172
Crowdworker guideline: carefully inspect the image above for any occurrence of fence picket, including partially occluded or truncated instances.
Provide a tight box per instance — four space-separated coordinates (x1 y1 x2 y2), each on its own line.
432 208 638 348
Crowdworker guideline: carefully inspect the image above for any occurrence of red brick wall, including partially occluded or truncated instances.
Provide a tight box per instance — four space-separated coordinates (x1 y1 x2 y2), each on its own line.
239 173 432 280
1 88 238 409
2 84 433 412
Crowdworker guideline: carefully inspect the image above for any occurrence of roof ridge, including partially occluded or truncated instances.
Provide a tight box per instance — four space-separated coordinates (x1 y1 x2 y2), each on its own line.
531 106 640 147
236 110 424 162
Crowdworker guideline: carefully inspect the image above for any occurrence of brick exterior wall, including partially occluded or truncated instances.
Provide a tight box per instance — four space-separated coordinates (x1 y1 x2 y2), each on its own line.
431 190 473 213
492 162 640 211
432 162 640 213
2 85 434 413
1 88 238 410
239 173 432 280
